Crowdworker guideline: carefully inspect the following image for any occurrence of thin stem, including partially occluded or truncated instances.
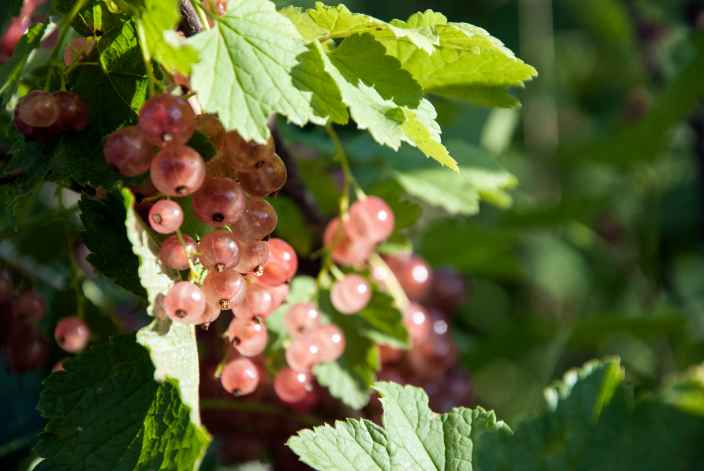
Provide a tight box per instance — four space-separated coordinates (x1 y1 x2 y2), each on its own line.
58 190 85 318
369 253 409 311
175 228 197 276
324 124 365 214
135 21 157 95
192 0 211 31
200 398 321 426
329 263 345 281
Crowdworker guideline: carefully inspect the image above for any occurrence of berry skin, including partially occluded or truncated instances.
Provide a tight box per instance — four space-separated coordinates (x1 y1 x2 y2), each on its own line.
163 281 207 323
148 200 184 234
222 131 275 172
323 217 374 267
258 239 297 286
284 302 321 337
234 196 278 240
285 335 321 371
226 314 268 357
191 176 246 227
234 240 269 273
7 324 49 373
311 324 345 363
220 357 259 396
150 145 206 196
386 254 433 302
138 94 196 147
274 368 313 403
347 196 395 244
236 153 287 196
403 302 431 345
104 126 156 177
54 316 91 353
16 90 59 128
52 91 89 131
203 269 246 310
159 234 196 271
198 231 240 271
330 274 371 315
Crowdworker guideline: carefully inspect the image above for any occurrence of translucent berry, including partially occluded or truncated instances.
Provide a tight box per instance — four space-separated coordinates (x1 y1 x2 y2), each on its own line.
234 196 278 240
234 240 269 273
258 239 297 286
386 254 433 301
203 269 246 310
163 281 207 323
191 176 246 226
429 267 465 312
323 217 373 267
226 314 268 357
239 282 274 317
15 290 45 323
159 234 195 270
403 302 431 344
201 301 222 325
236 153 287 196
16 90 59 128
52 91 89 131
198 231 240 271
7 326 49 373
285 335 321 371
150 145 206 196
148 199 184 234
274 368 313 403
311 324 345 363
268 283 289 312
223 132 275 172
284 302 320 337
138 94 195 146
348 196 395 243
330 274 371 314
54 316 91 353
221 357 259 396
104 126 155 177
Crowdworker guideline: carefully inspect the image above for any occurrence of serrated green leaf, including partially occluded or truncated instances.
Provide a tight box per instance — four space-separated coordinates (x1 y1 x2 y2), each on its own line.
380 11 537 108
0 23 47 105
129 0 198 75
80 192 145 296
474 358 704 470
288 419 390 471
34 336 210 471
288 381 510 471
304 36 456 170
188 0 324 142
281 2 438 53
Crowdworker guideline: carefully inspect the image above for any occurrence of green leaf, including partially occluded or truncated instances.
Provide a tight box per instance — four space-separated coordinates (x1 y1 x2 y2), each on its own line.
383 140 517 215
0 23 47 105
288 381 510 470
474 358 704 470
379 12 537 107
129 0 198 75
355 291 408 349
281 2 438 53
268 196 314 255
34 336 210 471
303 36 456 170
80 192 145 296
188 0 324 142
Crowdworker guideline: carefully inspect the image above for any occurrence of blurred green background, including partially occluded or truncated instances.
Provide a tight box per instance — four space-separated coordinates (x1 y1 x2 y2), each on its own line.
280 0 704 423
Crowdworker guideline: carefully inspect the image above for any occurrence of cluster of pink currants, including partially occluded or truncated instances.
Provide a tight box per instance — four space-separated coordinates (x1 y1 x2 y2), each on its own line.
372 255 471 413
103 93 296 396
323 196 395 268
14 90 89 141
